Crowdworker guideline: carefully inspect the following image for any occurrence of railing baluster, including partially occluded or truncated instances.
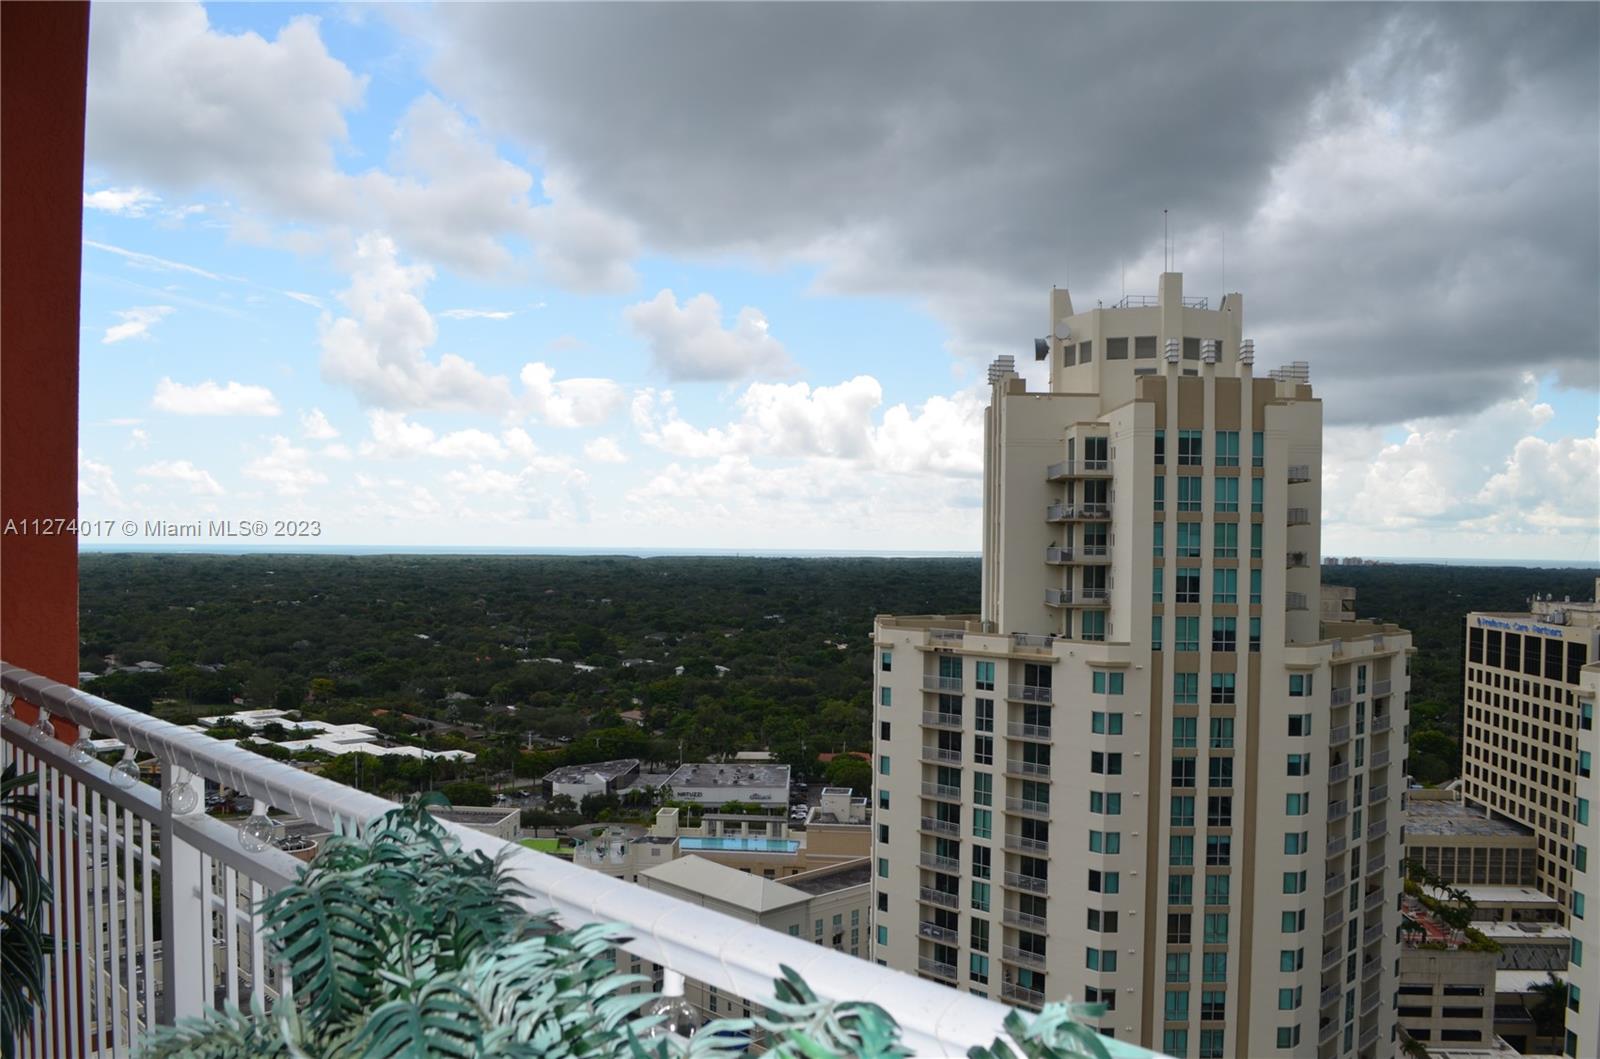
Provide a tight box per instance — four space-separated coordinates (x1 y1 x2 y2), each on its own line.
139 815 155 1037
90 788 108 1059
42 752 60 1059
249 878 267 1011
122 804 138 1050
107 798 126 1057
224 863 239 1009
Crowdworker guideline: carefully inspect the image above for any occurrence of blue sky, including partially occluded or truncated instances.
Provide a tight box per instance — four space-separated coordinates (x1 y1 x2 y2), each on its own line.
78 3 1598 560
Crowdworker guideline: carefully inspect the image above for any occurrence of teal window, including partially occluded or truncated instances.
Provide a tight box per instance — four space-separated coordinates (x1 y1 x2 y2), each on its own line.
879 686 891 707
1153 574 1164 604
1178 522 1201 557
1284 832 1308 855
975 660 995 691
1216 431 1239 467
1283 870 1307 894
1576 845 1587 873
1153 522 1165 557
1252 431 1264 467
1199 1028 1224 1058
1174 672 1199 705
1171 796 1196 827
973 808 992 839
1214 477 1238 513
1171 835 1194 866
1251 476 1263 512
1091 711 1123 734
1155 430 1166 465
1174 717 1198 748
1210 717 1234 748
1213 568 1237 604
1165 990 1190 1020
1250 522 1262 558
1086 947 1118 972
879 650 892 672
1090 830 1121 854
1277 987 1302 1010
1176 616 1200 652
1275 1028 1298 1050
971 880 990 911
969 953 989 984
1250 568 1261 604
1178 430 1203 466
1177 567 1200 602
1153 615 1164 650
1092 671 1124 694
1163 1030 1189 1059
1210 673 1235 704
1154 476 1165 511
1286 793 1309 816
1289 673 1312 697
878 755 890 775
876 925 887 945
1178 476 1203 511
1081 610 1106 642
1090 790 1122 814
878 789 889 810
1581 751 1592 778
877 857 888 878
1202 952 1227 982
1166 953 1191 983
1205 875 1231 906
1579 797 1590 826
1203 913 1229 944
1573 938 1583 967
1214 521 1237 558
1212 616 1237 652
1249 616 1261 652
1281 909 1305 933
1574 892 1586 919
973 772 992 806
1279 948 1303 972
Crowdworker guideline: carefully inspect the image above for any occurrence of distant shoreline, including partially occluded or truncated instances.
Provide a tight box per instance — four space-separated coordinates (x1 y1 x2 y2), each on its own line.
77 544 1598 568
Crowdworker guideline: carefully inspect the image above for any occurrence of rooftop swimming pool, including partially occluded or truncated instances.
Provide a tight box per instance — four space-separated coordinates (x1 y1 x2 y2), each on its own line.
680 836 799 854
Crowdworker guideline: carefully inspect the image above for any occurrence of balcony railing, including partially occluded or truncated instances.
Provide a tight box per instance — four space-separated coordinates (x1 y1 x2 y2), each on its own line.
917 956 957 982
1331 686 1353 707
1322 942 1342 971
1010 633 1055 651
920 816 961 836
1004 833 1050 855
1287 507 1311 526
1005 797 1051 819
1319 1016 1340 1044
1001 945 1046 970
921 711 964 730
1372 713 1392 734
1372 679 1392 697
928 628 966 644
1288 465 1312 483
1005 758 1051 779
1046 459 1112 480
1329 761 1350 784
1006 721 1052 741
1325 872 1347 895
1362 922 1384 946
1002 908 1048 931
1006 683 1053 704
921 782 962 802
1369 783 1388 805
1079 588 1109 604
1360 987 1380 1015
1368 817 1389 841
1371 748 1390 768
1003 872 1049 895
918 921 959 943
1320 983 1340 1010
1328 799 1349 823
918 887 960 910
1359 1024 1379 1050
1045 546 1073 564
1002 982 1044 1010
1044 588 1073 607
1287 591 1310 611
921 851 960 873
1367 852 1387 877
1364 889 1384 914
3 662 1157 1059
1326 835 1348 859
1330 724 1351 746
921 746 963 765
1048 545 1109 564
923 674 964 693
1324 908 1345 934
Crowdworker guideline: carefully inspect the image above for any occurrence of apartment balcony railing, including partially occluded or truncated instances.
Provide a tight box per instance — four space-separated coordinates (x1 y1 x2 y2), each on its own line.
1367 852 1387 877
918 921 959 944
1287 507 1311 526
918 887 960 910
1329 761 1350 784
1006 683 1053 705
2 663 1157 1059
1045 546 1073 564
1369 783 1388 805
1004 833 1050 855
1002 908 1048 931
1324 908 1345 934
1045 503 1109 522
1330 724 1351 746
1359 1024 1379 1051
1079 588 1110 605
917 957 958 982
1005 758 1051 779
1368 817 1389 841
1044 588 1073 607
1362 922 1384 946
921 782 962 802
1001 946 1046 970
928 628 966 645
1006 721 1052 741
1009 633 1055 651
1047 545 1110 565
1318 1017 1340 1045
1003 872 1049 895
1288 465 1312 483
1046 459 1113 480
1364 889 1385 914
1360 988 1380 1016
1371 679 1392 698
1331 686 1353 707
1328 799 1349 823
1005 797 1051 819
1320 983 1340 1010
1321 942 1342 971
920 816 961 837
1045 503 1071 523
921 851 960 873
923 674 964 693
921 746 963 765
921 711 964 731
1287 591 1310 611
1287 551 1310 568
1371 748 1390 769
1325 872 1347 895
1372 713 1392 735
1326 835 1348 859
1002 982 1045 1010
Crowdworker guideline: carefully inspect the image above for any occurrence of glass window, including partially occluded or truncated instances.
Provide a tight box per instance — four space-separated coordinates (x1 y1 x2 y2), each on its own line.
1153 522 1165 557
1251 476 1263 512
1213 568 1237 604
1214 477 1238 513
1205 874 1231 906
1216 431 1239 467
1174 717 1198 748
1250 568 1261 604
1212 617 1236 653
975 660 995 691
1250 522 1262 558
879 650 892 672
1178 430 1203 466
1203 913 1229 944
973 772 992 806
1203 952 1228 982
1210 673 1236 705
1209 717 1234 748
1154 475 1165 511
1249 617 1262 653
1177 567 1200 602
1165 990 1191 1020
1153 615 1164 650
1171 835 1194 866
1178 522 1202 557
1163 1030 1189 1059
879 686 891 707
1171 795 1196 827
1177 616 1200 652
1178 476 1203 511
1286 793 1309 816
1174 672 1199 705
878 755 890 775
1214 521 1237 558
1252 431 1264 467
1081 610 1106 642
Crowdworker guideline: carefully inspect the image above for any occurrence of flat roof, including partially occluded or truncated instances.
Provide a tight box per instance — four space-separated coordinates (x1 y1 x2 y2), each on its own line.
1405 798 1534 838
1457 885 1560 906
639 854 809 913
541 758 641 784
1496 969 1566 994
1475 920 1572 941
667 762 791 788
785 861 872 896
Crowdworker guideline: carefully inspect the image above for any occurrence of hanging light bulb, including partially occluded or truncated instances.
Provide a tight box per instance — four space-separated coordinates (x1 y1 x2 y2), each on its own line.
110 748 142 789
71 732 98 766
639 994 700 1038
1 691 15 720
29 709 54 743
239 801 274 853
165 765 200 815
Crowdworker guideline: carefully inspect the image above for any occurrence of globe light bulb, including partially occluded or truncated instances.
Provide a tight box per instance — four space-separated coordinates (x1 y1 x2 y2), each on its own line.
239 811 274 853
165 766 200 815
30 710 54 743
110 749 142 789
1 692 15 720
640 994 700 1038
71 734 98 766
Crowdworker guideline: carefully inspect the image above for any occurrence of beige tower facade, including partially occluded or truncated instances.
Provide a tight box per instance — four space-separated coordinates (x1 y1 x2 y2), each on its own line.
872 274 1411 1059
1458 586 1599 1059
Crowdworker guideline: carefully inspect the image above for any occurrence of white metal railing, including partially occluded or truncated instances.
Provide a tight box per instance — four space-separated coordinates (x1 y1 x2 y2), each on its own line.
1287 591 1309 611
1045 502 1071 522
921 711 964 730
1044 588 1073 607
1329 761 1350 784
1287 507 1311 526
920 851 959 873
1371 748 1390 768
1004 797 1050 818
1371 679 1392 697
1288 465 1312 483
1373 713 1392 734
921 746 963 765
1324 908 1344 934
1045 547 1073 564
923 674 964 693
928 628 966 644
921 782 962 802
1322 943 1341 972
920 816 960 836
1005 759 1051 778
1001 945 1046 969
1328 800 1349 823
1006 722 1051 741
1009 634 1055 651
2 664 1169 1059
1330 724 1351 745
1331 687 1353 707
1003 872 1048 894
1006 683 1053 704
1367 852 1387 876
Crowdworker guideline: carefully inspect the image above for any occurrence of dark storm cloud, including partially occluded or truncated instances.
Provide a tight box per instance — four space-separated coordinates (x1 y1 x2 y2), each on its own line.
429 3 1599 424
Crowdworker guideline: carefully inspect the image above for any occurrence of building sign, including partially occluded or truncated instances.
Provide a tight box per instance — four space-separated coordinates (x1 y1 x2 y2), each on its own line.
1475 616 1566 638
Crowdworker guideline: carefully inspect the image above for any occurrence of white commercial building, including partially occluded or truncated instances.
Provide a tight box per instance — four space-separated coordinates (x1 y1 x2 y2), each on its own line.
665 763 790 807
872 273 1411 1058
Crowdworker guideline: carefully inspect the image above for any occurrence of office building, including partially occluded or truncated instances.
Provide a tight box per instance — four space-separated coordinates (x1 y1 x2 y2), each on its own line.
1405 789 1538 887
872 273 1411 1058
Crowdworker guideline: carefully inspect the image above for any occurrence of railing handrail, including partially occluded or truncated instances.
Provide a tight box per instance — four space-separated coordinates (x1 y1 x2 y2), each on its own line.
3 663 1165 1058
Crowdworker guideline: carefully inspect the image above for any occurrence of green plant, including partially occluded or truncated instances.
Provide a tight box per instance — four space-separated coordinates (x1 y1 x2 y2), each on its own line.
1527 972 1568 1040
140 797 1117 1059
2 764 54 1059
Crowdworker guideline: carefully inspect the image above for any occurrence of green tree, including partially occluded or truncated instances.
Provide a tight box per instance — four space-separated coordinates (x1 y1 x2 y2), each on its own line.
824 755 872 796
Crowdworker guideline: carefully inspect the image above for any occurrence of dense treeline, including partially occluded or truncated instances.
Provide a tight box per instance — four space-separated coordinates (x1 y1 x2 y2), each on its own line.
76 554 1594 791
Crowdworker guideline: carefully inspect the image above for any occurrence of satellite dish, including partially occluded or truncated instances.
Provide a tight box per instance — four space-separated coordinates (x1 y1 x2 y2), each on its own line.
1055 319 1072 341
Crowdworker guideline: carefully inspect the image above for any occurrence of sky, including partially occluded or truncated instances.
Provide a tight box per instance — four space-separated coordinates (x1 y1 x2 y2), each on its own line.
78 3 1599 560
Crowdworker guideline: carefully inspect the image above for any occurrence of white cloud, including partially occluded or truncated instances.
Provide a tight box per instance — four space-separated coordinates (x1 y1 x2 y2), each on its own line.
85 239 224 281
79 453 123 506
518 362 626 428
152 378 281 417
137 459 224 495
285 291 323 308
103 305 174 344
127 428 150 450
242 436 329 495
84 186 160 216
319 234 512 412
439 308 516 320
583 437 627 464
300 408 340 440
624 289 794 382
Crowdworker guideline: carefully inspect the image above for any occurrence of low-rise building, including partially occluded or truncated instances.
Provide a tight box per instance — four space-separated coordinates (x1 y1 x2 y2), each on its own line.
1398 897 1499 1051
665 762 789 807
540 758 642 803
432 805 520 842
1406 790 1538 887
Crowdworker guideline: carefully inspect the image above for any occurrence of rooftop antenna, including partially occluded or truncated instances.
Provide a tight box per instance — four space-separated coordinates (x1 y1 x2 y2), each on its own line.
1220 231 1226 297
1163 208 1169 272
